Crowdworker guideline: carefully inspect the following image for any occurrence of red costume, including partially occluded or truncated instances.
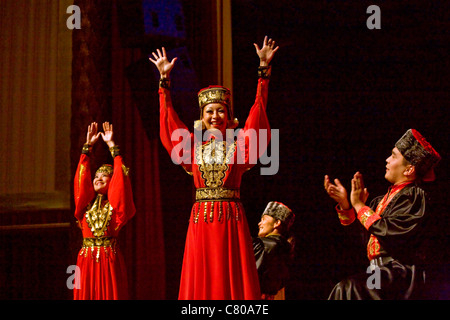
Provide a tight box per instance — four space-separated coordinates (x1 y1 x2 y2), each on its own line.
159 77 271 299
73 153 135 300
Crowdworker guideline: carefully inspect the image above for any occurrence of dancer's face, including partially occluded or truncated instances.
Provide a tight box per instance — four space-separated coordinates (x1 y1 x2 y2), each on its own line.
202 103 228 134
258 214 278 237
385 147 413 184
93 172 111 194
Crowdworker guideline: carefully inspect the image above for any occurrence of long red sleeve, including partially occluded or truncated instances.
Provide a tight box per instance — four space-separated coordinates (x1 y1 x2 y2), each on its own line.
108 155 136 232
159 87 193 173
74 154 95 222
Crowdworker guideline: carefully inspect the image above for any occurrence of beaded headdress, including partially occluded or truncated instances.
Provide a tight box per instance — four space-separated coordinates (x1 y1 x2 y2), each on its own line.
195 85 239 130
95 164 113 176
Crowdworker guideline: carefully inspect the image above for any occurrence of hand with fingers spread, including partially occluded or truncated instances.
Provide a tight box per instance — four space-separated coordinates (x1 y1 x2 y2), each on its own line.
149 47 178 79
101 122 115 148
324 175 351 210
350 172 369 212
86 122 102 146
254 36 279 67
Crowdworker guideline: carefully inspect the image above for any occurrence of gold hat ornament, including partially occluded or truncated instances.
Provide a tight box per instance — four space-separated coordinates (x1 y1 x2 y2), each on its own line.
95 164 113 176
194 86 239 130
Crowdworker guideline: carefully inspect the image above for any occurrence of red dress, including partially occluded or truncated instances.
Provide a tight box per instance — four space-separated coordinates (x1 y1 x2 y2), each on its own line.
73 154 135 300
160 78 271 299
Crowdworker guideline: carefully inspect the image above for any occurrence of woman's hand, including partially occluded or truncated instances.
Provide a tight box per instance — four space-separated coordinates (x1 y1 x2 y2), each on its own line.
149 47 178 78
101 122 115 148
324 175 350 210
86 122 101 145
254 36 279 67
350 172 369 212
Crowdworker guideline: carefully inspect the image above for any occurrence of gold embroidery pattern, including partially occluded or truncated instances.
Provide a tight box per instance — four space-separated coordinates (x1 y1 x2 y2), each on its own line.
367 234 381 259
195 139 236 188
122 164 129 177
85 194 113 237
358 207 374 227
79 237 117 263
78 164 85 190
195 187 240 201
193 201 242 224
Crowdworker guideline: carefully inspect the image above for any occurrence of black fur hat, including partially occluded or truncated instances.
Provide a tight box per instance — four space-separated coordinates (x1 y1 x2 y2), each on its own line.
395 129 441 181
262 201 295 230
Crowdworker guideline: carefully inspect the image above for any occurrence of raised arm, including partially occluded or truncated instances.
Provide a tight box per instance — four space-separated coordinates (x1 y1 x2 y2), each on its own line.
149 47 178 79
150 47 192 172
254 36 279 67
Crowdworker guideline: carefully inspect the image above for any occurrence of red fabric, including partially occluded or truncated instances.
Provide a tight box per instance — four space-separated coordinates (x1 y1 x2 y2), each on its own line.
73 154 135 300
411 129 441 161
335 205 356 226
160 78 271 299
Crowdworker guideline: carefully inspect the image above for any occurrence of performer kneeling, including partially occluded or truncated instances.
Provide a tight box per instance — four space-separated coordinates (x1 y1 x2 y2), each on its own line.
324 129 441 300
253 201 295 300
73 122 135 300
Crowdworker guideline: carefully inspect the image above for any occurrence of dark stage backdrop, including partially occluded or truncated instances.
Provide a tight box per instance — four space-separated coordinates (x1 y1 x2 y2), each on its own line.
230 0 449 299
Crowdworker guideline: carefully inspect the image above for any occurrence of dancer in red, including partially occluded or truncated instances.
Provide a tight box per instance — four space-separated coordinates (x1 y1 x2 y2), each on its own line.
150 36 279 299
73 122 135 299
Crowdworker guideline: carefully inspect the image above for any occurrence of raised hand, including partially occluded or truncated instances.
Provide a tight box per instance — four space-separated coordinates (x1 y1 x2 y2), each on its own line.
101 122 115 148
149 47 178 78
86 122 101 145
324 175 350 210
254 36 279 66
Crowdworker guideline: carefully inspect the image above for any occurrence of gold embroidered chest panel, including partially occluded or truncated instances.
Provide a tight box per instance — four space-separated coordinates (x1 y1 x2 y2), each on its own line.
195 139 237 188
85 194 113 237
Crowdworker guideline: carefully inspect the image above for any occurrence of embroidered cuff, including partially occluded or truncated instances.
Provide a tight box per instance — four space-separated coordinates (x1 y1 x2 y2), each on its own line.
159 78 171 89
357 206 381 230
109 145 120 158
258 65 271 79
335 205 356 226
81 143 92 155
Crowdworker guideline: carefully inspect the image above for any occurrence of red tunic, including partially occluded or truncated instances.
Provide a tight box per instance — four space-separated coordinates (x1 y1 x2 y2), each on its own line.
160 78 271 299
73 154 135 300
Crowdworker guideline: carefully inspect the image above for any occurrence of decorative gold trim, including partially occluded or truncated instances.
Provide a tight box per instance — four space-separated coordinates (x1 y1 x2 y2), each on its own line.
85 194 113 237
195 139 236 188
78 164 85 190
109 145 120 158
195 187 240 201
198 86 231 109
80 237 117 263
121 164 129 177
82 236 116 248
192 201 243 224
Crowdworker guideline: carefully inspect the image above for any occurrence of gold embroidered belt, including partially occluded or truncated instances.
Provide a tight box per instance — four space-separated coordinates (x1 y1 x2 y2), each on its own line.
195 187 240 202
82 236 116 248
80 237 117 262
